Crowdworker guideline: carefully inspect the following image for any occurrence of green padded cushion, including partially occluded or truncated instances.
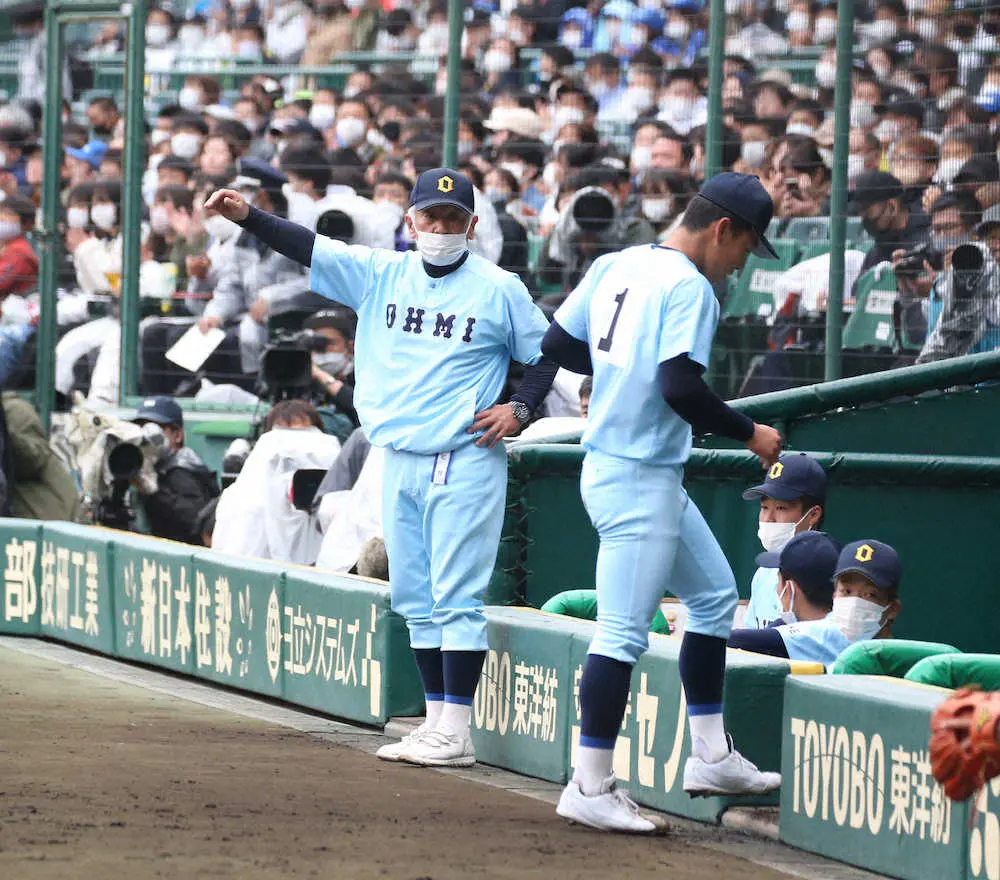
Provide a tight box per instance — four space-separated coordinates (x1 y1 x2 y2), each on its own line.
540 588 671 635
830 639 960 677
904 653 1000 690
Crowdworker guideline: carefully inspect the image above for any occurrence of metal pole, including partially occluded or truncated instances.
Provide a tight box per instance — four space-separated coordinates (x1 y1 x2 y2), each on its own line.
704 0 726 179
119 0 148 404
36 7 65 432
441 0 463 168
825 0 854 382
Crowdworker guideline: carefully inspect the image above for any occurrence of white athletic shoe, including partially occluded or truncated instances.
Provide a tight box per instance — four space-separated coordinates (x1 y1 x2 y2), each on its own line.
556 775 666 834
399 728 476 767
375 724 431 762
683 736 781 797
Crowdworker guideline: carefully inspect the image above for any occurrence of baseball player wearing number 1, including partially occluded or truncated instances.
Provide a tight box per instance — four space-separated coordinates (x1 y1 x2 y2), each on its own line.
206 169 555 769
541 173 785 833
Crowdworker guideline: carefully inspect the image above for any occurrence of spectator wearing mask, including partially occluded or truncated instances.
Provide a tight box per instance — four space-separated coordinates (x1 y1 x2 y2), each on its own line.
875 92 924 151
86 96 120 142
0 126 31 193
373 172 414 253
0 194 38 298
496 139 547 214
731 540 902 668
657 68 707 136
853 171 930 279
483 167 529 277
638 168 692 241
169 114 208 165
132 396 219 544
918 191 1000 363
889 135 939 204
584 52 626 122
741 453 827 630
778 139 831 219
307 307 358 426
280 143 334 229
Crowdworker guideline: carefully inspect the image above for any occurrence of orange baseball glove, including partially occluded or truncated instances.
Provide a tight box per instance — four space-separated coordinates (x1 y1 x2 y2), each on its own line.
930 687 1000 802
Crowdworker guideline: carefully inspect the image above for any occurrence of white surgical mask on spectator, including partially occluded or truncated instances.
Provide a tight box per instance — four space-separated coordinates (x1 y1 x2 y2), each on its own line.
309 103 337 130
313 351 350 375
67 206 90 229
786 122 815 137
831 596 886 642
660 95 695 121
145 23 171 46
231 0 251 8
666 18 691 41
411 213 472 266
0 220 20 241
563 29 583 50
915 18 938 41
204 213 238 241
935 157 965 184
850 101 877 129
151 128 171 147
631 144 653 172
178 87 202 112
642 196 672 223
91 203 117 231
500 160 526 182
904 0 926 11
551 106 586 133
815 61 836 89
626 86 655 114
847 154 867 182
874 119 899 145
336 116 366 148
786 10 810 33
150 204 172 235
483 50 513 74
170 132 202 160
484 186 507 204
179 25 203 49
237 40 262 60
778 581 798 626
740 140 767 167
457 139 476 161
813 17 836 43
865 19 897 42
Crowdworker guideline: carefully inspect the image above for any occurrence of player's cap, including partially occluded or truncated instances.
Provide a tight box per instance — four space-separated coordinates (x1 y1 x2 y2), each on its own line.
742 453 827 503
834 540 902 593
409 167 475 215
134 395 183 427
234 157 287 194
64 139 108 170
849 170 903 211
755 531 841 603
696 171 777 259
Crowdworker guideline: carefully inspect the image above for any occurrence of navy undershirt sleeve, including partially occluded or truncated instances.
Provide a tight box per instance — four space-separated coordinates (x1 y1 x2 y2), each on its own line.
541 320 593 375
239 205 316 267
511 356 559 412
727 627 790 658
658 354 755 442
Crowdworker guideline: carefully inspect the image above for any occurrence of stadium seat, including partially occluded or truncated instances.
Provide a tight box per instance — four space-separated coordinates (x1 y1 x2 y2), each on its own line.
783 216 831 244
721 238 800 322
798 241 831 262
842 265 897 351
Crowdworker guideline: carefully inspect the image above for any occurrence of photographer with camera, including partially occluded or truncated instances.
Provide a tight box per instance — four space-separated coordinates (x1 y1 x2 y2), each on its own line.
852 171 931 278
132 396 220 545
305 307 359 427
916 192 1000 364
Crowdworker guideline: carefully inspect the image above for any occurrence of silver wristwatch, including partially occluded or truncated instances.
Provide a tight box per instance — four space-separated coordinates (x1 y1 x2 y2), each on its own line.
509 400 531 427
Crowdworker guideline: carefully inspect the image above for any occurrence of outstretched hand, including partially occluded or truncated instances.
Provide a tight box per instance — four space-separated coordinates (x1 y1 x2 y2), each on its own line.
204 189 251 224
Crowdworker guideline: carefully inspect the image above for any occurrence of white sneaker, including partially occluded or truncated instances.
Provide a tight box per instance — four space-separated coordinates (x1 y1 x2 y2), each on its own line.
375 723 431 762
683 736 781 797
556 775 666 834
399 728 476 767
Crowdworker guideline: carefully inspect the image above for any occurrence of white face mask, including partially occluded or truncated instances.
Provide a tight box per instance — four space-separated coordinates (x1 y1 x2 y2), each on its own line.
626 86 655 113
91 203 117 231
813 17 836 42
67 206 90 229
631 144 652 172
563 29 583 50
309 103 337 131
915 18 938 41
313 350 350 375
758 507 815 553
816 61 836 89
237 41 262 60
151 128 171 147
146 23 171 47
741 140 767 168
831 595 887 642
848 153 867 182
778 580 798 625
936 157 965 184
150 204 172 235
0 220 20 241
500 160 526 182
850 102 878 129
336 116 366 148
666 18 691 41
642 196 672 223
483 50 513 74
204 213 238 241
178 87 202 112
412 213 472 267
786 10 810 33
786 122 816 137
170 132 202 160
179 26 203 49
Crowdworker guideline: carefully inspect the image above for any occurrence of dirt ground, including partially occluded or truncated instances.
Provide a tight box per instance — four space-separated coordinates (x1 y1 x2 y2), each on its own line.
0 646 795 880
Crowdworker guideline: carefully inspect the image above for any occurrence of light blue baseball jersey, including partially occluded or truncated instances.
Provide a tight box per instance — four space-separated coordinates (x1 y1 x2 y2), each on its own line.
745 567 782 629
309 238 549 454
776 617 852 667
554 245 719 466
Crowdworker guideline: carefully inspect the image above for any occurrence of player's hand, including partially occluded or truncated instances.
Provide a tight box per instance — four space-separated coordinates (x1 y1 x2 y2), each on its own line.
249 297 269 324
468 404 521 448
746 422 783 469
204 189 250 224
186 254 211 280
198 315 222 334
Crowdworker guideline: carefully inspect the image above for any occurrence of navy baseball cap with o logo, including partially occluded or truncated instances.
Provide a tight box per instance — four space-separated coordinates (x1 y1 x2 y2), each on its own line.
743 452 827 503
697 171 778 259
409 167 475 214
834 540 902 592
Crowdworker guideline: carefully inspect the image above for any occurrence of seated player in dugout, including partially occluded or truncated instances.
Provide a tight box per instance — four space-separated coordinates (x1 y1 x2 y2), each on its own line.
742 452 827 629
729 538 902 668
